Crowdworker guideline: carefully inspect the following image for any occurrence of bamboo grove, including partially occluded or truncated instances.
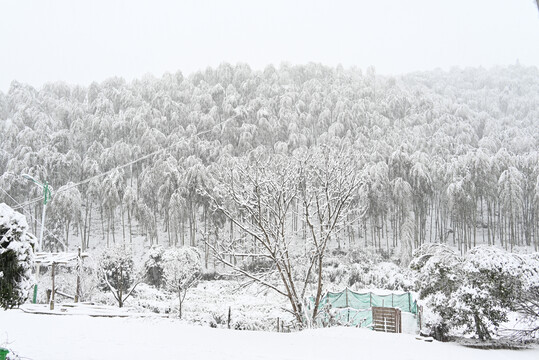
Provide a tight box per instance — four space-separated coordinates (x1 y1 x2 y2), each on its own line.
0 63 538 259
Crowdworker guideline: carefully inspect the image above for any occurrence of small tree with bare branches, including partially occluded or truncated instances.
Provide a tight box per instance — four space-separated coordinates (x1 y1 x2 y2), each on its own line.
162 247 202 319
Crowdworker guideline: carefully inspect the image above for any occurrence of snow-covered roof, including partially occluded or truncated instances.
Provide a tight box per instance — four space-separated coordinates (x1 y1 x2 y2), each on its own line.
34 251 89 265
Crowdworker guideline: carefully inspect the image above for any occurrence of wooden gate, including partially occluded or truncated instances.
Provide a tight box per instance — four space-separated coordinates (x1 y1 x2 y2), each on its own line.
372 307 402 333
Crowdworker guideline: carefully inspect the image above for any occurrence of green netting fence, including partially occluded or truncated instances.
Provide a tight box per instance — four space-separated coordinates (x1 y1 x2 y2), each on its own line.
308 288 417 328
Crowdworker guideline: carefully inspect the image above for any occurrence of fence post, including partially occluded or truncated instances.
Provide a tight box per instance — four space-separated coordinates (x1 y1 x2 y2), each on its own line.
75 247 81 303
346 289 350 323
408 293 411 312
50 262 56 311
397 309 402 333
419 305 423 331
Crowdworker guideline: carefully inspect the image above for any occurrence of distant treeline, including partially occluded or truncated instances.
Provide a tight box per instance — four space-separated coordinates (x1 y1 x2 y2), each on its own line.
0 63 538 255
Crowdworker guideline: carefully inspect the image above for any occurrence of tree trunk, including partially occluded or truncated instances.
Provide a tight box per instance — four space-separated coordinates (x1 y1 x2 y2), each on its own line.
87 202 93 249
166 212 171 246
65 219 70 250
128 208 133 244
100 204 106 244
312 255 325 323
111 208 116 244
121 204 126 244
181 217 185 246
178 286 183 319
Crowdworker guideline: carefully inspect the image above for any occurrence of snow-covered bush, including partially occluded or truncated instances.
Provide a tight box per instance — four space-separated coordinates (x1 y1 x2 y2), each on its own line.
448 285 508 340
184 280 292 331
240 257 274 274
0 204 35 309
320 249 414 291
365 262 414 291
411 245 470 340
163 247 202 291
347 265 363 287
202 309 268 331
449 246 524 340
325 266 347 284
347 249 382 270
97 245 138 307
163 246 202 318
229 311 267 331
142 245 165 287
347 262 413 291
207 310 228 328
410 244 461 300
130 283 172 314
90 289 119 307
199 269 221 281
505 252 539 339
411 244 534 341
323 258 348 285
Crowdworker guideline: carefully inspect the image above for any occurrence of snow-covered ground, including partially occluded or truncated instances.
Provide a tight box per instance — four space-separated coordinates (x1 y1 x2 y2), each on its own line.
1 310 537 360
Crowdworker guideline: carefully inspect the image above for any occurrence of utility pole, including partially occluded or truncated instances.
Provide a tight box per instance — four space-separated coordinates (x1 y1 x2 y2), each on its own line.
22 174 52 305
21 174 51 251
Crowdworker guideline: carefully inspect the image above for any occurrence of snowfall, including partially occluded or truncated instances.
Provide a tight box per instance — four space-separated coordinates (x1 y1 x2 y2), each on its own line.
1 309 538 360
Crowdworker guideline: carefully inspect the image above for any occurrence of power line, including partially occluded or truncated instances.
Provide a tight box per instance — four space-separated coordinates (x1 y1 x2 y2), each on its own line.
3 114 237 233
53 114 237 195
12 196 44 210
57 147 165 194
0 187 67 249
1 114 240 251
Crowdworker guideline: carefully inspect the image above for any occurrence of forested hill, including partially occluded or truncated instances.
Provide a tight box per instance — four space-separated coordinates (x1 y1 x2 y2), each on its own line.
1 63 538 255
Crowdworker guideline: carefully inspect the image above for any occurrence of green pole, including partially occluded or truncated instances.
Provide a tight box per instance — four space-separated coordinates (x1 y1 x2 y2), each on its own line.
0 347 9 360
43 181 51 205
22 174 49 301
38 180 50 251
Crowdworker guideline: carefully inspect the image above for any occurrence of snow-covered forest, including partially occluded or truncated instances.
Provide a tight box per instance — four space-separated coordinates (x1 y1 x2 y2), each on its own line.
1 63 539 256
1 63 539 357
1 0 539 357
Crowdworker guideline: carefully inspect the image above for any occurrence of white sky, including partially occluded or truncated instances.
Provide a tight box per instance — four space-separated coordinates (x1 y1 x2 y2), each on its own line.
1 0 538 92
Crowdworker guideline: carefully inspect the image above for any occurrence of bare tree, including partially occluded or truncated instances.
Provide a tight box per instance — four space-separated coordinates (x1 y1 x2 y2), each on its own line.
203 144 363 326
163 247 202 319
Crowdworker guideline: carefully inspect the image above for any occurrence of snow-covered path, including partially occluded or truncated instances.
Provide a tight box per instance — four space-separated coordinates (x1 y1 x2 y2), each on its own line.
1 310 537 360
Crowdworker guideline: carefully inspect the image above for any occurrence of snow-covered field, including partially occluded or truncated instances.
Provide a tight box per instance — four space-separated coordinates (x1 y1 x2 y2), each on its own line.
1 310 537 360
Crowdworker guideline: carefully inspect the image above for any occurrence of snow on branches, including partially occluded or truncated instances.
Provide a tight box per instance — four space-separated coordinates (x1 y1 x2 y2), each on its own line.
411 244 539 341
0 203 36 309
98 245 139 308
203 143 363 325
